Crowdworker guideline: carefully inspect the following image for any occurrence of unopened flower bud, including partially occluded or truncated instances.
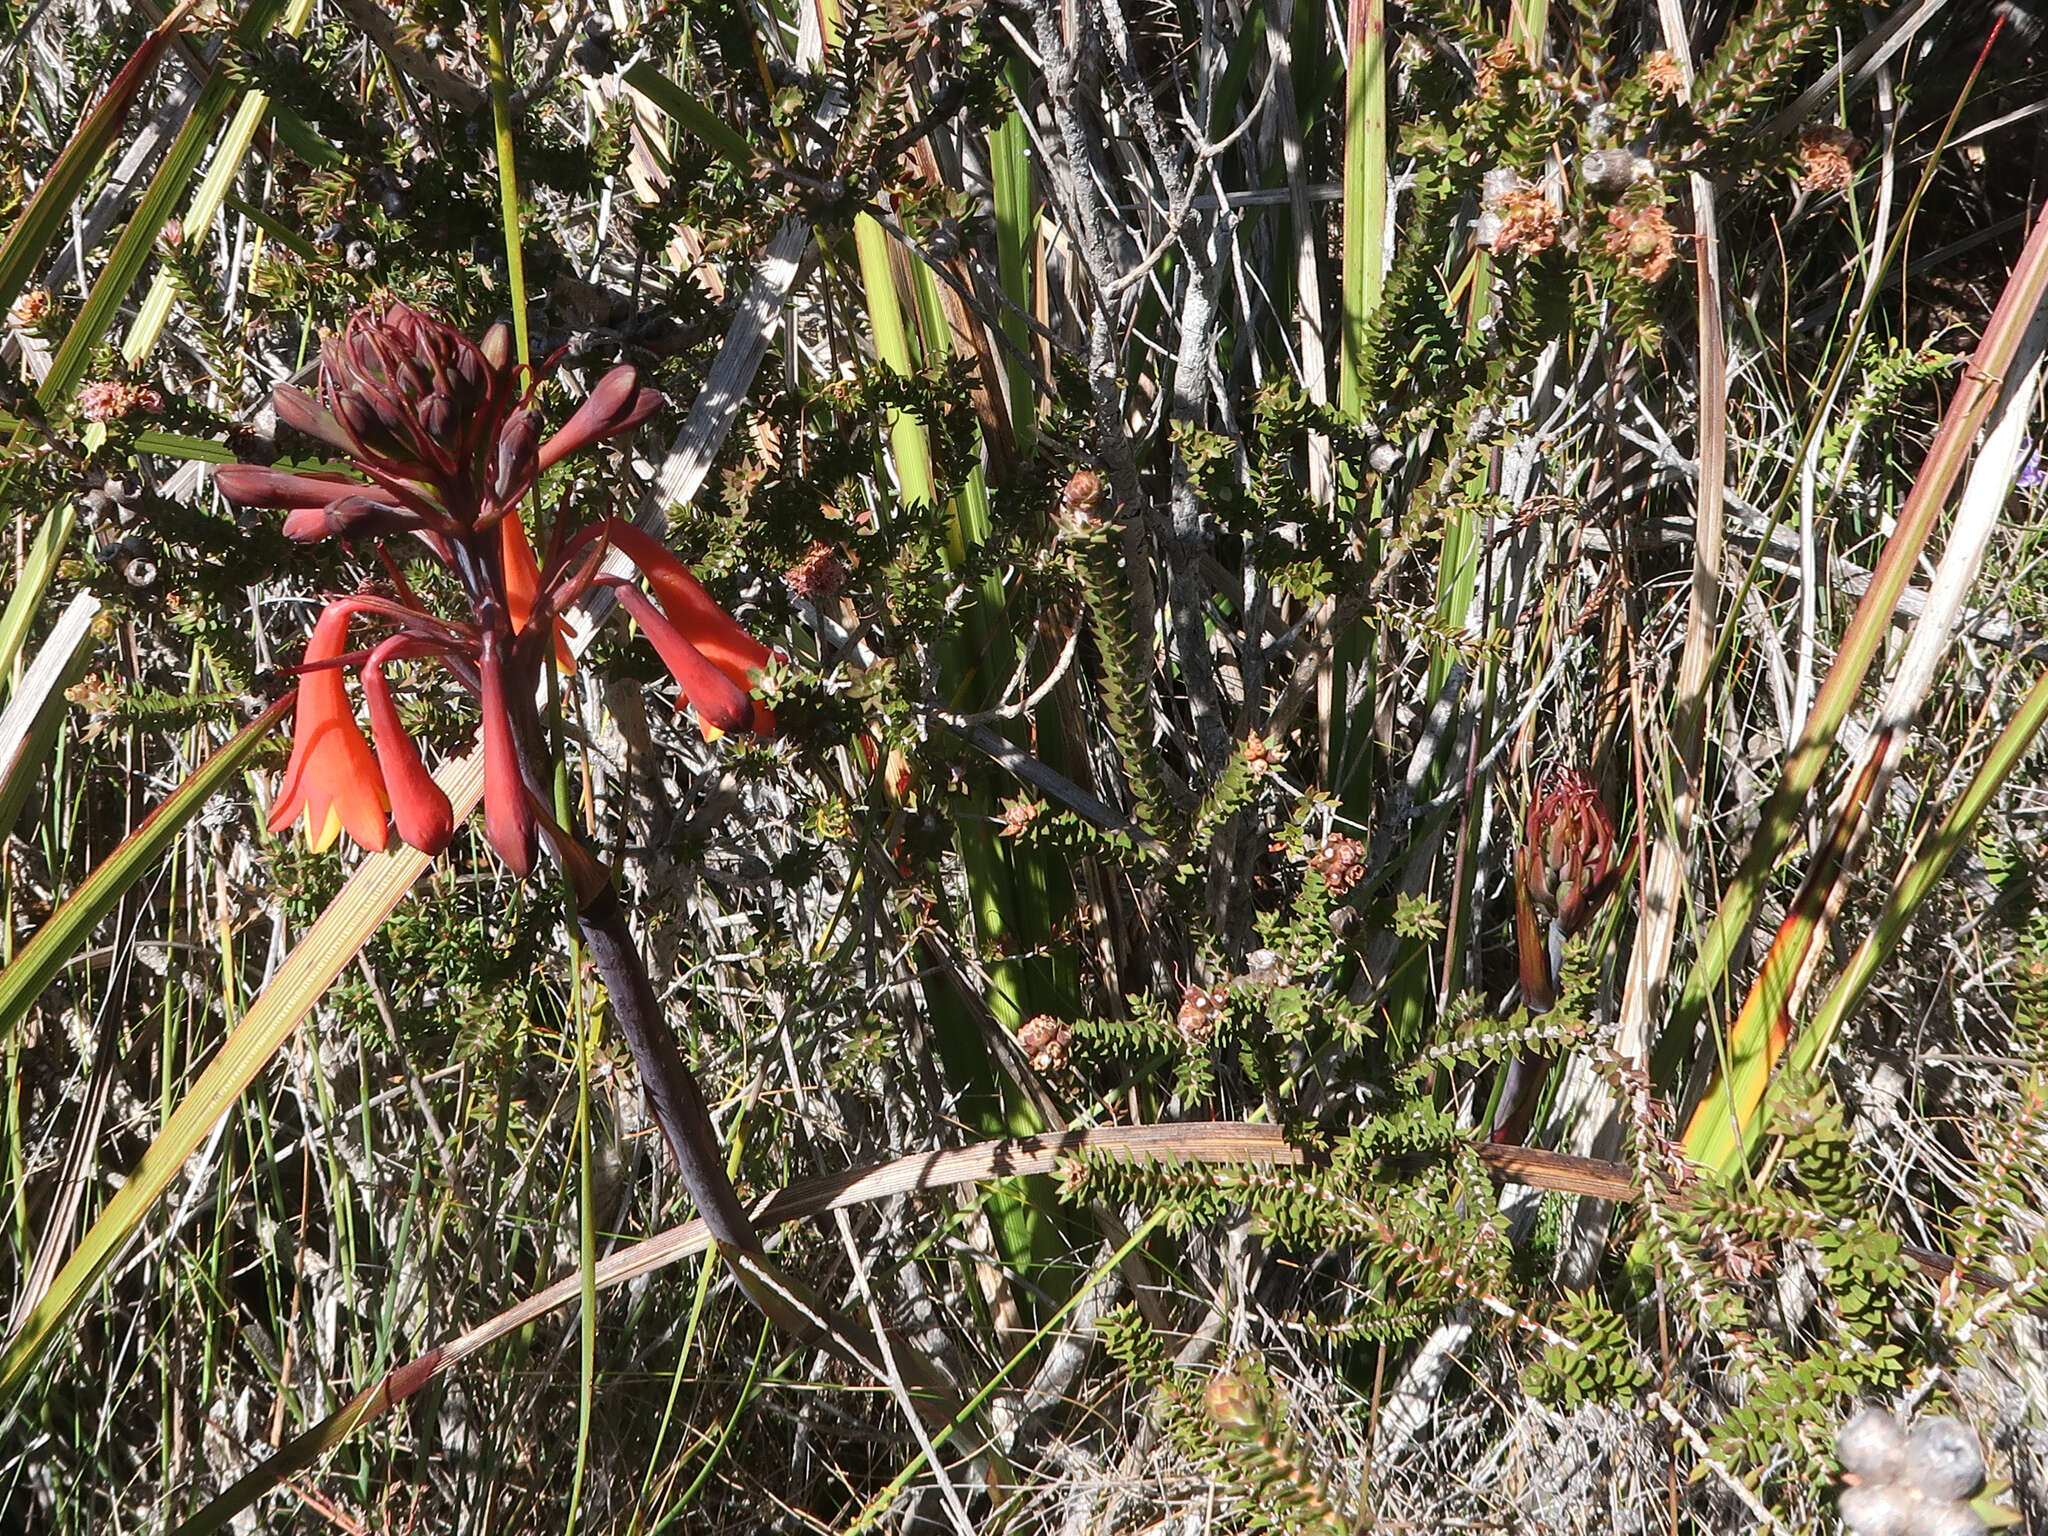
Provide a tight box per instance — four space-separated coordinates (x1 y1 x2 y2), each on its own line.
1204 1370 1262 1432
1838 1484 1914 1536
1521 769 1617 936
1837 1408 1908 1483
1901 1418 1986 1503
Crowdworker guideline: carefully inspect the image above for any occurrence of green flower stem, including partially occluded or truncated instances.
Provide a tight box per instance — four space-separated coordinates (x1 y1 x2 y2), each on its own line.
482 0 530 368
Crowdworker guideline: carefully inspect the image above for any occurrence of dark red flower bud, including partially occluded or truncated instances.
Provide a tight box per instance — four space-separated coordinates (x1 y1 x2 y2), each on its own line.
213 463 399 511
480 321 515 374
1521 768 1618 937
317 303 520 490
282 495 424 543
493 408 541 504
538 366 664 471
272 384 358 456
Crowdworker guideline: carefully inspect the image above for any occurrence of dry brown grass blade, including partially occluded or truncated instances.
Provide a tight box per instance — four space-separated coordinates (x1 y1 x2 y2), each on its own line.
175 1123 1673 1531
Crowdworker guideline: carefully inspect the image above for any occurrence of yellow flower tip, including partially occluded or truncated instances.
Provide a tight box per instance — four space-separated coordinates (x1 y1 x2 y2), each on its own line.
307 803 344 854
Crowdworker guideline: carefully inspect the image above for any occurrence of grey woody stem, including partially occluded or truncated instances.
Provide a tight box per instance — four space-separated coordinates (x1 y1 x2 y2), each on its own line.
573 883 762 1249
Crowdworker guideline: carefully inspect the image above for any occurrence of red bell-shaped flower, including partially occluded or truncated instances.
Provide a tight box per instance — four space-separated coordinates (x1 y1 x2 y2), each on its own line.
269 604 391 854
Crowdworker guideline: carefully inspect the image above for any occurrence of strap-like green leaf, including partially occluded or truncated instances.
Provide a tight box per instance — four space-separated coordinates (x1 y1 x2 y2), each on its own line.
620 60 761 172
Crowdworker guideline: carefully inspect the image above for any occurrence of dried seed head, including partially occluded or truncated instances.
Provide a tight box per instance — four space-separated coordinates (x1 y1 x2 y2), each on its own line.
8 288 52 329
1486 186 1561 257
1837 1408 1909 1483
1642 50 1686 96
76 380 162 422
1059 468 1108 534
1799 126 1861 193
1176 984 1227 1046
784 541 848 602
1601 202 1678 283
1017 1015 1072 1074
1241 734 1282 777
1901 1418 1986 1503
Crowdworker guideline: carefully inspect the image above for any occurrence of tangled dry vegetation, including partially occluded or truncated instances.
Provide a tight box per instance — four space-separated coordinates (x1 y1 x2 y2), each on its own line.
6 0 2048 1530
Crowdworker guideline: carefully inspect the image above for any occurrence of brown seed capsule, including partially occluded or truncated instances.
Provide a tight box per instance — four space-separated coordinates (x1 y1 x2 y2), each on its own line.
1017 1015 1072 1074
1581 148 1645 199
1176 984 1227 1045
1308 833 1366 895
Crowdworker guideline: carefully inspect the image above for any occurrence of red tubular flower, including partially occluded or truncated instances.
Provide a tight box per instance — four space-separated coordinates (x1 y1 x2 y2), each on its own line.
215 302 774 866
361 638 456 855
479 628 535 875
270 604 390 853
589 521 777 735
603 580 756 739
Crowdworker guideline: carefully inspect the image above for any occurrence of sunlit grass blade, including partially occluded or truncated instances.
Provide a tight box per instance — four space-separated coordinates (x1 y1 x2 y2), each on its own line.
1787 665 2048 1090
0 0 203 319
121 0 316 365
0 505 79 690
619 60 762 172
35 0 294 413
1334 0 1384 420
0 748 484 1398
1680 747 1885 1172
0 693 293 1051
1668 96 2048 1048
0 591 100 844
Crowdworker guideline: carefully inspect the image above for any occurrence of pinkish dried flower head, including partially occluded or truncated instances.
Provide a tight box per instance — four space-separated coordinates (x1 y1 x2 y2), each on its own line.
784 540 847 601
76 380 161 422
1799 126 1861 193
1603 203 1678 283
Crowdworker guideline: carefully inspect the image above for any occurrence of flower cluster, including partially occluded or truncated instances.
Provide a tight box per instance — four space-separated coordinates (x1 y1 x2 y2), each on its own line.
217 302 776 874
77 379 163 421
1799 125 1862 194
1308 832 1366 895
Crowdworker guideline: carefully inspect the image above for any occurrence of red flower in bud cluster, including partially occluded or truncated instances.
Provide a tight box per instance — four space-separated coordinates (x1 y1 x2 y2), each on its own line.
1520 768 1618 937
218 303 776 873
